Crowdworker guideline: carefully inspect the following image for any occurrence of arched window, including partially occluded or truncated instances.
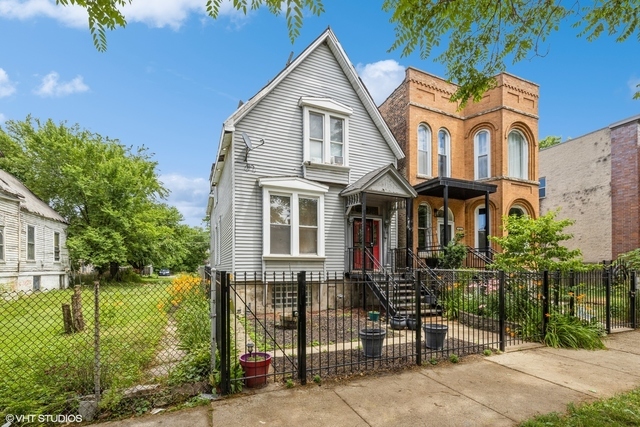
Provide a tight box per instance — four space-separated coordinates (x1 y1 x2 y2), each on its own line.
418 203 432 249
417 124 431 176
438 129 451 177
508 205 526 217
474 130 490 179
508 130 528 179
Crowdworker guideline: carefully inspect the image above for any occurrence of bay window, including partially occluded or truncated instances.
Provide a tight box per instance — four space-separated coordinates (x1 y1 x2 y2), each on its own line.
260 177 328 258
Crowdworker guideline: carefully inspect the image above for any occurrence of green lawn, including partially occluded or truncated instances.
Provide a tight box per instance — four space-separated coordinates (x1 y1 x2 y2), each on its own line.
520 387 640 426
0 282 171 417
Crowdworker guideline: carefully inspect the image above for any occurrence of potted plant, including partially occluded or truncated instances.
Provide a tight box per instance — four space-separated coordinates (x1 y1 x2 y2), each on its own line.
359 328 386 358
368 310 380 321
238 342 272 388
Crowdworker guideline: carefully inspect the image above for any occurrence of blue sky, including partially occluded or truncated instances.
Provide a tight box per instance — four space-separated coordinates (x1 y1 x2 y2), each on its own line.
0 1 638 226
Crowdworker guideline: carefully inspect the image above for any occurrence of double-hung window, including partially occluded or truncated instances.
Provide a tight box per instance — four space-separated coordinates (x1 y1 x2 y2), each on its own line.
539 177 546 198
300 97 352 166
418 124 431 176
27 225 35 261
260 177 328 258
438 129 451 177
54 232 61 262
508 130 528 179
0 226 4 261
474 130 490 179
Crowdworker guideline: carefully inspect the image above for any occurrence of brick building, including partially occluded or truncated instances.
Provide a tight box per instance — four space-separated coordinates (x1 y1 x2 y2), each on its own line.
379 68 540 255
539 114 640 263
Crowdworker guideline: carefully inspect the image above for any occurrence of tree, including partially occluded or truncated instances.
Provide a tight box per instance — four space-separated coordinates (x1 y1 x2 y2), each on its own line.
539 135 561 149
57 0 324 52
489 210 585 272
56 0 639 104
0 116 172 275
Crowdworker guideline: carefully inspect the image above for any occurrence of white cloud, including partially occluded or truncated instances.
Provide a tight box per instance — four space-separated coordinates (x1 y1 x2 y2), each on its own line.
628 76 640 97
33 72 89 97
161 173 209 227
0 0 87 27
0 0 245 30
356 59 405 105
0 68 16 97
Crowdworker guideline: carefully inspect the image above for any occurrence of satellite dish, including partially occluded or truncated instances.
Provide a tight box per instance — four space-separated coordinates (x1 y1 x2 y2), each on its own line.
241 132 253 150
241 132 265 162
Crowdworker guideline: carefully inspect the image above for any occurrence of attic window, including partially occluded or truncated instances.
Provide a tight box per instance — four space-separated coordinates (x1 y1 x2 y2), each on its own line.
300 97 352 167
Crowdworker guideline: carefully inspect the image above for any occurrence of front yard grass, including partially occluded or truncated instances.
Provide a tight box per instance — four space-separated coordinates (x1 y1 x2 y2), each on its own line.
520 387 640 426
0 282 170 418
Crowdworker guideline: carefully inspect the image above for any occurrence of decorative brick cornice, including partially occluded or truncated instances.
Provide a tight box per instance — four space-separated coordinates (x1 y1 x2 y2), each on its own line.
409 78 456 97
504 83 539 99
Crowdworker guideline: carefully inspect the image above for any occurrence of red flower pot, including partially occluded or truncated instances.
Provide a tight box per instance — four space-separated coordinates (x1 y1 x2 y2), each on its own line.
239 352 272 388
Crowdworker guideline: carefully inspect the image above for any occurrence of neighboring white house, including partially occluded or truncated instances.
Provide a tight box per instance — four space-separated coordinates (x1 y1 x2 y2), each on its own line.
0 169 69 292
207 28 417 276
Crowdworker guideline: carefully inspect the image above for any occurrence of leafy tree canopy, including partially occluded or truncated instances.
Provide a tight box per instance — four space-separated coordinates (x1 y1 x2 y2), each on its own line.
489 210 585 272
57 0 639 104
539 135 562 149
0 116 205 275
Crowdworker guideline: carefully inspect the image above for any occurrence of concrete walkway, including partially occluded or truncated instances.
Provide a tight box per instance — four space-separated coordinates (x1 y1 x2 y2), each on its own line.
97 329 640 427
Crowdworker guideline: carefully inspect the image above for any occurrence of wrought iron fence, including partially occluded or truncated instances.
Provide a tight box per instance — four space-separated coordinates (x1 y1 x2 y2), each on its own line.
215 266 639 393
0 274 210 425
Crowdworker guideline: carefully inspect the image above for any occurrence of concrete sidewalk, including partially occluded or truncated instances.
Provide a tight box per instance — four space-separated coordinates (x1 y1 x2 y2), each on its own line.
98 330 640 427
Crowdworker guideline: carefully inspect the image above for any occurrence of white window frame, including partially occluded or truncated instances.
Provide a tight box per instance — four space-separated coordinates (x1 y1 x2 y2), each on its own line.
54 231 60 262
27 224 35 261
508 130 528 179
0 226 4 261
417 124 432 177
259 177 328 259
300 97 352 167
438 128 451 177
474 130 491 180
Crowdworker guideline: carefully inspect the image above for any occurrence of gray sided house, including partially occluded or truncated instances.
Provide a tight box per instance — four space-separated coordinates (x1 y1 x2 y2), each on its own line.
0 170 69 292
207 28 416 286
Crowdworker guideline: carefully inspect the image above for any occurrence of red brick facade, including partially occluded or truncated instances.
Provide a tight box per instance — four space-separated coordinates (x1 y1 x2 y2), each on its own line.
611 118 640 258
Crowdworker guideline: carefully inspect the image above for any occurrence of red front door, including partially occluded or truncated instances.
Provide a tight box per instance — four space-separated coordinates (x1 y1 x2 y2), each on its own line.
353 219 381 270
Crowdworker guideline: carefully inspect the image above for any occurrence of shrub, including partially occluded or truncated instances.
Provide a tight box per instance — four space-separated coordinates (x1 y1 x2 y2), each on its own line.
544 313 605 350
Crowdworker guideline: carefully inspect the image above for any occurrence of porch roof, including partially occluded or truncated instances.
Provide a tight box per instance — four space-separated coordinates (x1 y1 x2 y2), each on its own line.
414 177 497 200
340 164 417 199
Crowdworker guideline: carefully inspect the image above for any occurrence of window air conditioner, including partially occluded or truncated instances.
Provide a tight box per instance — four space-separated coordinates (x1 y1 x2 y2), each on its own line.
330 156 344 165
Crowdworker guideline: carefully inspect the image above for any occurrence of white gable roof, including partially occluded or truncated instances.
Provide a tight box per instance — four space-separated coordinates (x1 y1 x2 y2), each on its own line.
211 28 404 187
0 169 67 223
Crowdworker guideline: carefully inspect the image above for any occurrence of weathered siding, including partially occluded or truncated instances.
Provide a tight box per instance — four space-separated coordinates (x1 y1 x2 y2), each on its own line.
0 196 20 284
0 197 68 291
214 155 235 271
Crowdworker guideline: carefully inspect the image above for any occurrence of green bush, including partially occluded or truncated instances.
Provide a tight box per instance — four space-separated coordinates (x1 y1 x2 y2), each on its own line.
544 313 606 350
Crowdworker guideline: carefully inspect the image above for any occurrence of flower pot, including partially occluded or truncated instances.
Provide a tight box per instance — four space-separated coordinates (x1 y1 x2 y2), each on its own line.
406 316 420 331
368 311 380 321
359 328 386 358
390 315 406 330
423 324 448 350
239 352 272 388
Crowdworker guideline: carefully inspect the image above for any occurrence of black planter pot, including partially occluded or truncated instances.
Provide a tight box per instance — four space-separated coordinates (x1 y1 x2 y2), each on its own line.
359 328 386 358
389 316 406 330
406 316 420 331
423 323 448 350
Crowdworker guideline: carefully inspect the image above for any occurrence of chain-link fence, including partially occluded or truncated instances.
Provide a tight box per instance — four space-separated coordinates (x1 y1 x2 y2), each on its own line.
0 273 212 425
